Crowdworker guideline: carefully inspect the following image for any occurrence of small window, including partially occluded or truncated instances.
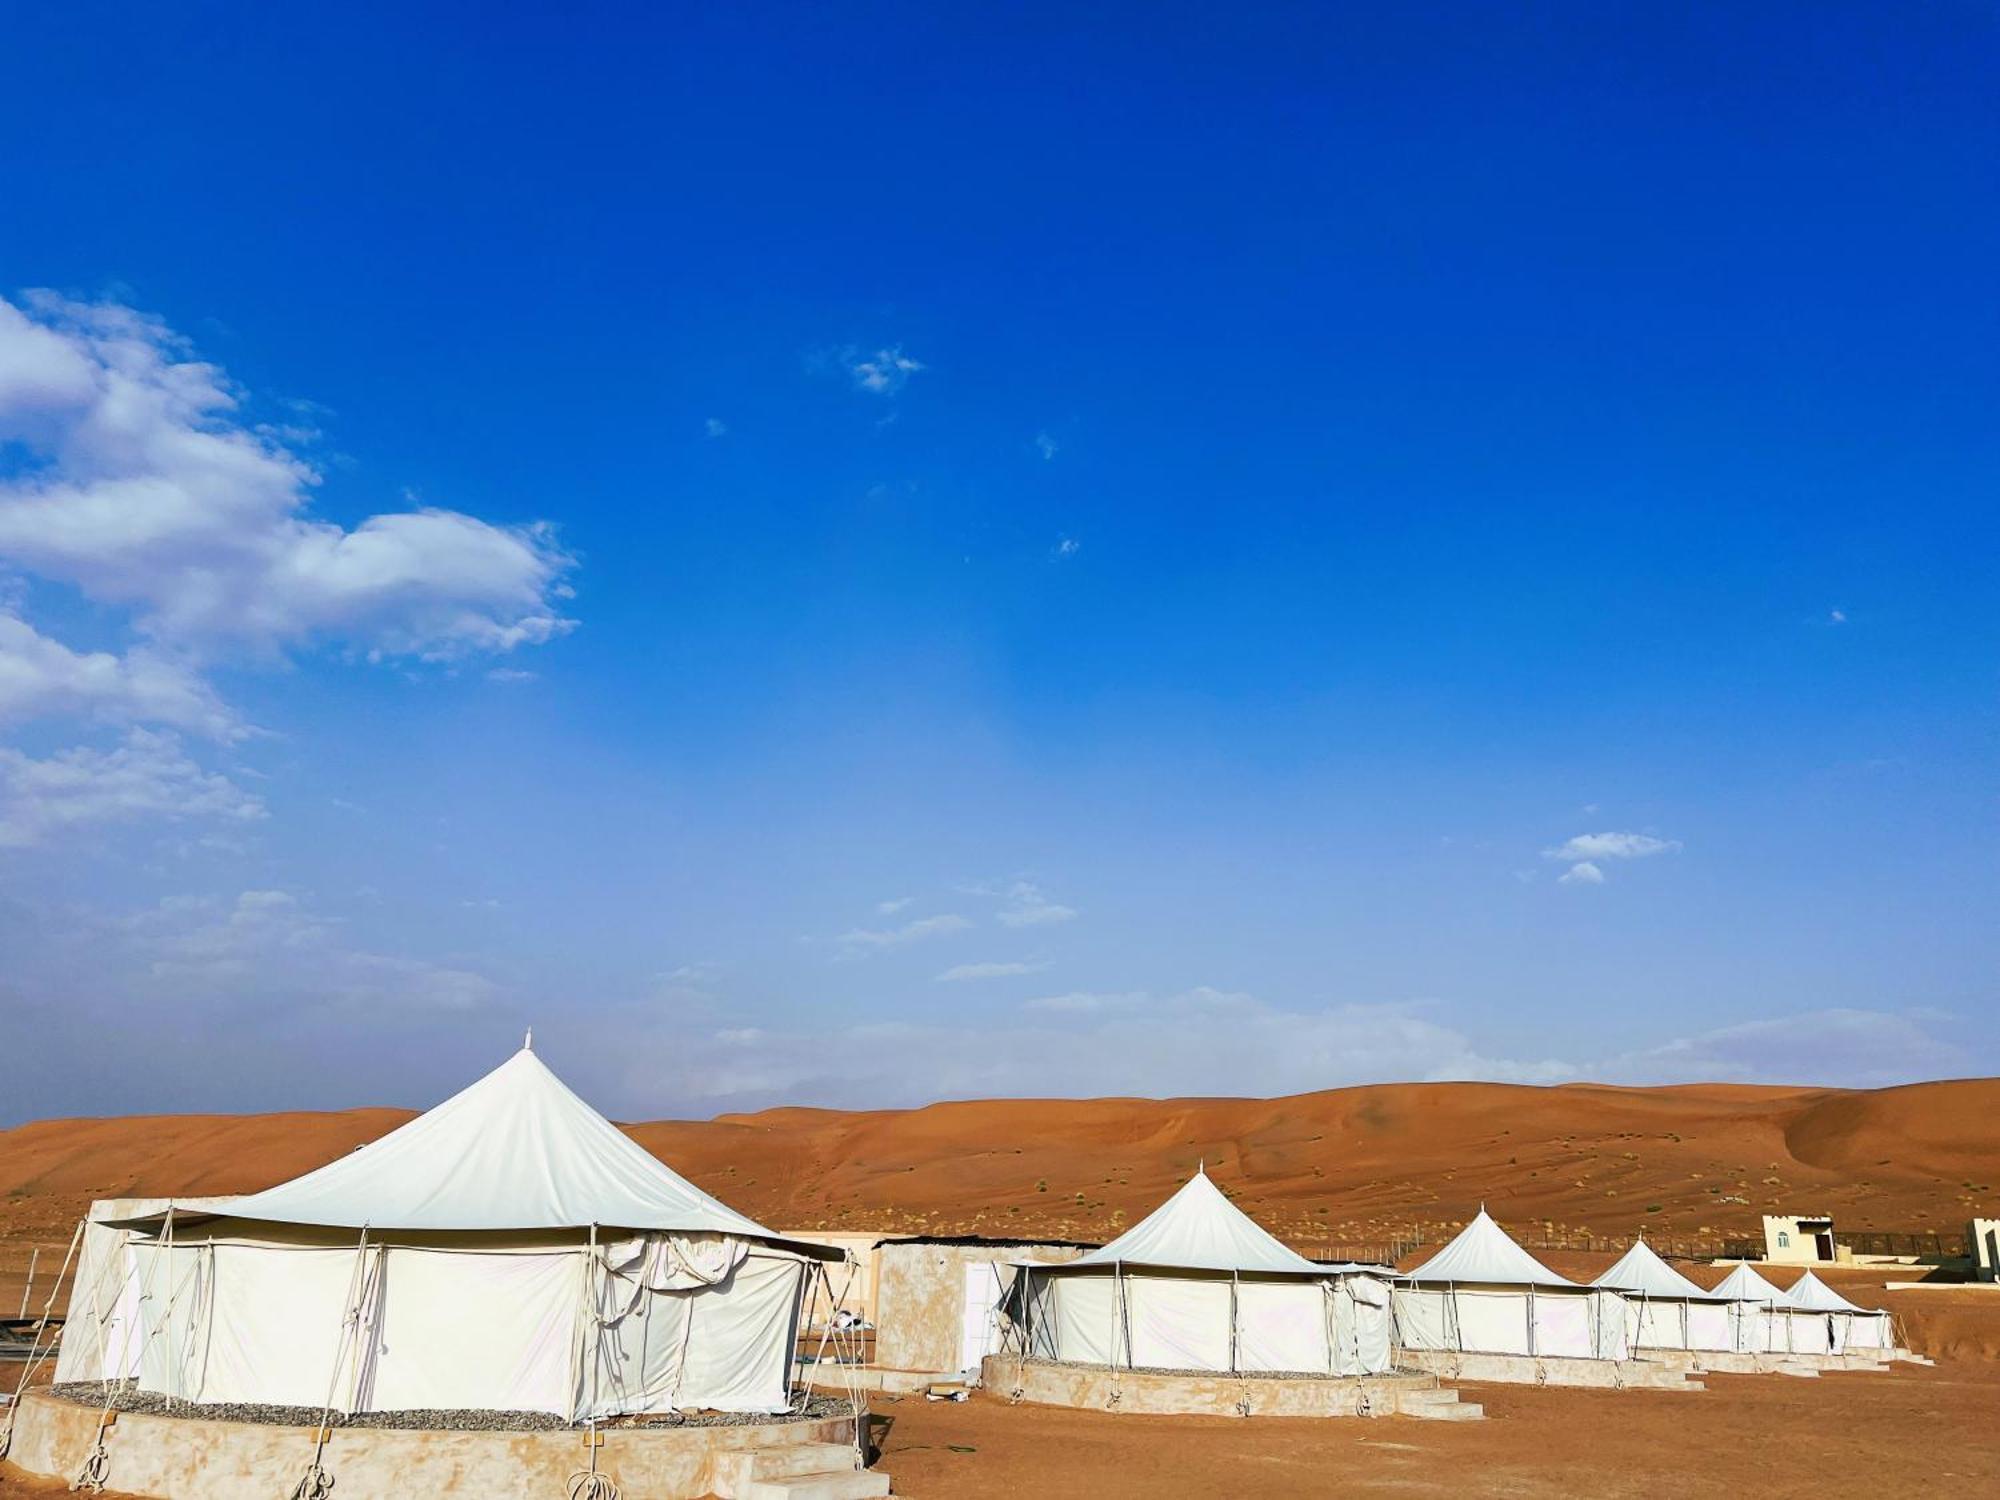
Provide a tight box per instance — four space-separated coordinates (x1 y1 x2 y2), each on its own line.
1777 1231 1791 1248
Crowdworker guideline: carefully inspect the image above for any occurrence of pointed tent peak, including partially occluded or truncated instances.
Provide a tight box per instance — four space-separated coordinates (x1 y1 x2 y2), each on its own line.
1406 1208 1577 1288
1594 1238 1728 1300
215 1045 794 1242
524 1027 533 1051
1780 1269 1874 1313
1061 1170 1326 1276
1714 1261 1785 1304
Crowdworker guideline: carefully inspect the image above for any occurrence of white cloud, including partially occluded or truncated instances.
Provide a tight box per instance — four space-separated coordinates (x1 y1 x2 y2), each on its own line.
703 417 728 438
1829 608 1846 624
936 960 1049 983
1545 830 1681 884
1547 831 1682 863
997 880 1076 927
1054 535 1080 558
876 896 915 915
1034 431 1059 460
845 346 924 395
139 889 496 1012
0 292 574 660
608 988 1576 1112
485 667 537 684
835 912 971 958
1600 1008 1967 1090
0 612 242 739
0 728 264 847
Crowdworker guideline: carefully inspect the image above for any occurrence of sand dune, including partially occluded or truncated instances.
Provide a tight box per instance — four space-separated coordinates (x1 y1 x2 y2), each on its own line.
2 1078 1995 1260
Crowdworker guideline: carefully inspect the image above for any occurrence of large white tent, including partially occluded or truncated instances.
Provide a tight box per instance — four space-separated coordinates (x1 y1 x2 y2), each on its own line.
1592 1240 1734 1352
1009 1170 1393 1376
53 1042 838 1419
1776 1269 1893 1354
1394 1210 1628 1360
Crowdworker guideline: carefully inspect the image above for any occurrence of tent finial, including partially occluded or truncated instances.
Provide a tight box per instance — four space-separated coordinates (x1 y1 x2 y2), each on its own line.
524 1027 533 1052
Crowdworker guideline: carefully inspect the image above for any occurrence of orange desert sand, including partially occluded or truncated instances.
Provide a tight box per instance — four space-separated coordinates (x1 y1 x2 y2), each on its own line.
5 1076 1999 1497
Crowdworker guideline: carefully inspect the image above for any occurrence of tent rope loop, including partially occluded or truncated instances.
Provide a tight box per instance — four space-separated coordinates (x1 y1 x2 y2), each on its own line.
1534 1359 1548 1387
1007 1385 1024 1405
73 1434 111 1493
1105 1385 1121 1411
1355 1386 1372 1418
566 1470 621 1500
1234 1385 1253 1419
287 1460 336 1500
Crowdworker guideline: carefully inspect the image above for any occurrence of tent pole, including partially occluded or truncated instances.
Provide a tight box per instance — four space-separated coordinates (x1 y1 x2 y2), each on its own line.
1228 1271 1239 1375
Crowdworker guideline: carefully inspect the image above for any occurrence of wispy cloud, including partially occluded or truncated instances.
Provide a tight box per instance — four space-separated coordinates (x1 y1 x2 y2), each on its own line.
997 880 1076 927
936 959 1049 983
836 912 971 958
876 896 915 915
703 417 728 438
0 612 243 740
1034 431 1059 460
0 729 264 847
1545 830 1681 885
1053 535 1081 559
843 345 924 396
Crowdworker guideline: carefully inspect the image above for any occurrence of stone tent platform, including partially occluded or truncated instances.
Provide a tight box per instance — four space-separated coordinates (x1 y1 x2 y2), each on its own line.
4 1389 888 1500
981 1354 1482 1420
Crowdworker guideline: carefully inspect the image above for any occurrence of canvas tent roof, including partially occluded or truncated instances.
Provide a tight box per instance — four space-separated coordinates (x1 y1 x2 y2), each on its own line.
187 1043 829 1250
1713 1262 1785 1304
1052 1169 1327 1275
1404 1209 1576 1288
1779 1269 1876 1313
1594 1239 1732 1301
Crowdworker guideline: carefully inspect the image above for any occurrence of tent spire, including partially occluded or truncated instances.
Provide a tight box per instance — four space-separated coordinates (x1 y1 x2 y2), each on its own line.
524 1027 533 1051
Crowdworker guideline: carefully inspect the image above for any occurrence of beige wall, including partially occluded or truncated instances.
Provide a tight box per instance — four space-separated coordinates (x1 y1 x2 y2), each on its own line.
1972 1219 2000 1283
873 1241 1085 1374
1761 1214 1838 1265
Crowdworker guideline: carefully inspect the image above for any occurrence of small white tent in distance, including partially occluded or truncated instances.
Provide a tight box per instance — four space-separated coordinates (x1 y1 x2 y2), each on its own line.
1394 1209 1628 1360
54 1040 840 1418
1592 1239 1734 1352
1777 1270 1894 1354
1713 1262 1786 1353
1008 1169 1393 1376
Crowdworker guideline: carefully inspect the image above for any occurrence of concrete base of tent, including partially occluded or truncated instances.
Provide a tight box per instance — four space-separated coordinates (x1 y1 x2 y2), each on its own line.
1642 1348 1895 1377
1398 1350 1704 1391
980 1355 1482 1420
4 1389 875 1500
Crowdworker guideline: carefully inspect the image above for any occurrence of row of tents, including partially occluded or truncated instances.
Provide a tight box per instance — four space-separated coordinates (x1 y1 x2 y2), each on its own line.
1007 1175 1895 1378
16 1043 1897 1432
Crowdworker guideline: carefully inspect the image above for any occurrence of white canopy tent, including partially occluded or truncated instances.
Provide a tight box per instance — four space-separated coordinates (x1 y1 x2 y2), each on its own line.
1394 1210 1628 1360
1713 1262 1786 1353
1776 1269 1894 1353
53 1043 838 1419
1009 1171 1393 1376
1592 1240 1734 1352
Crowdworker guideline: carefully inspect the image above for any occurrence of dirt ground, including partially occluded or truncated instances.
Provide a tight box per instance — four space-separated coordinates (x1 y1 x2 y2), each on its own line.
867 1357 2000 1499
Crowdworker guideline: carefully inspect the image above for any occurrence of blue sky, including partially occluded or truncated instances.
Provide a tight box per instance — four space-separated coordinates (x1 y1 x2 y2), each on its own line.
1 2 1994 1122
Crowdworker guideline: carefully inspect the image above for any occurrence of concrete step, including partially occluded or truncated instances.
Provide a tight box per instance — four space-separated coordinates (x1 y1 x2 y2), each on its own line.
1407 1399 1483 1421
752 1444 864 1480
738 1470 892 1500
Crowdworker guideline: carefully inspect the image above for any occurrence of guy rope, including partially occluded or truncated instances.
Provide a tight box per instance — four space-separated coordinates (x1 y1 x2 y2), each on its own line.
0 1216 84 1463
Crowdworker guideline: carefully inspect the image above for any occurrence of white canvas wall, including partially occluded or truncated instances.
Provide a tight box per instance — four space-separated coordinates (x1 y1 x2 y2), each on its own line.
1044 1272 1119 1366
1233 1280 1329 1373
1125 1275 1232 1370
369 1249 577 1415
1529 1290 1593 1358
199 1243 373 1410
1452 1288 1532 1354
53 1223 141 1385
1685 1301 1732 1351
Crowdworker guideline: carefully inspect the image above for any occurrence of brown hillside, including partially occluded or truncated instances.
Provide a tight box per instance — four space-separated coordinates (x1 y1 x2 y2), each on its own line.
3 1079 1996 1264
